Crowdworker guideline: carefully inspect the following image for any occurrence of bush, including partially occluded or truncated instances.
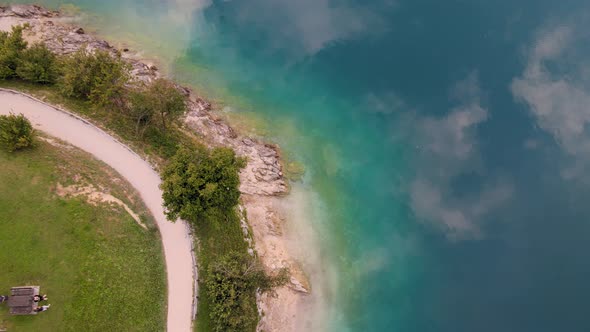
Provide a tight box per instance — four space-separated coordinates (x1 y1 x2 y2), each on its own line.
206 251 288 332
161 144 245 224
59 48 130 106
0 25 28 79
0 113 35 152
16 43 59 84
126 79 187 136
127 88 155 137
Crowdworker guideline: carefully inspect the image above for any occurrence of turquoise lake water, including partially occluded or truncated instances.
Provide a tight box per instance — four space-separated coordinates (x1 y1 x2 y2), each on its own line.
12 0 590 331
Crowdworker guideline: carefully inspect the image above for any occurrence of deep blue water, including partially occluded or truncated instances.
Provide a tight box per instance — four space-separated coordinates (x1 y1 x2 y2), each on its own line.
15 0 590 330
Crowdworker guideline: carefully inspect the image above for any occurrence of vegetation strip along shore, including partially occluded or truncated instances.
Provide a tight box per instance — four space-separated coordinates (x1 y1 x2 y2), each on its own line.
0 6 296 332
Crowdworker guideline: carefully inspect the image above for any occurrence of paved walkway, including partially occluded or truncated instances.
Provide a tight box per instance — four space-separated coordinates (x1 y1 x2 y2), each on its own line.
0 89 195 332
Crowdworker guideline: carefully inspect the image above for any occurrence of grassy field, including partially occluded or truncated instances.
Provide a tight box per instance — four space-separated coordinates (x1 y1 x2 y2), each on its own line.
0 140 166 331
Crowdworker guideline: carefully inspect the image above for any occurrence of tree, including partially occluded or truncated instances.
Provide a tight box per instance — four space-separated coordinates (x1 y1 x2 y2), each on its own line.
125 79 186 136
207 251 289 332
127 88 155 137
16 43 59 84
146 79 186 128
0 25 28 79
59 48 130 107
160 145 245 223
0 113 35 152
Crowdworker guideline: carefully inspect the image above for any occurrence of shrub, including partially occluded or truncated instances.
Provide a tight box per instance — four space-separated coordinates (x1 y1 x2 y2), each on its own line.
127 89 155 137
59 48 130 107
206 251 288 332
126 79 186 135
16 43 59 84
0 25 28 79
0 113 35 152
161 145 245 224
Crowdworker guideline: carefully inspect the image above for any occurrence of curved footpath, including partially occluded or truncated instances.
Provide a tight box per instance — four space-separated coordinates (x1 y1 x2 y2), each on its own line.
0 89 194 332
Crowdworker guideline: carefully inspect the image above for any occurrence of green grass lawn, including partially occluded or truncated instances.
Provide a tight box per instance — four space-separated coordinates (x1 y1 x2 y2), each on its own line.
0 141 166 331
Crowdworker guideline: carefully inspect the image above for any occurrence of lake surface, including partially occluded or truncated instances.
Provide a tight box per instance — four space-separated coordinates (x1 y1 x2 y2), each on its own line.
13 0 590 331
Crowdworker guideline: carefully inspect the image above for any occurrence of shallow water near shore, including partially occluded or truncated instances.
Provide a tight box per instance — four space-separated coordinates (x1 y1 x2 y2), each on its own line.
10 0 590 331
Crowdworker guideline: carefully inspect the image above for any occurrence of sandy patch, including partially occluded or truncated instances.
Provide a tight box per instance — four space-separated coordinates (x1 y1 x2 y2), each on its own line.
38 136 72 150
0 17 24 32
56 183 147 229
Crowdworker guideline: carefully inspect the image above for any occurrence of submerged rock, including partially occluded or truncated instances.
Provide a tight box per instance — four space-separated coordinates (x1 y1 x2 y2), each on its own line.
289 276 310 294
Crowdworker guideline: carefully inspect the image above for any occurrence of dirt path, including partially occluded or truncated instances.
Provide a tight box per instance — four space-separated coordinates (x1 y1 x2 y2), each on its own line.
0 89 195 332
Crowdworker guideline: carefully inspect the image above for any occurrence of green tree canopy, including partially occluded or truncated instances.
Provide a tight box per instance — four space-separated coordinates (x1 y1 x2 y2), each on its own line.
127 88 155 137
0 113 35 152
59 48 130 107
161 145 245 223
0 25 28 79
146 78 186 128
16 43 59 84
126 78 187 136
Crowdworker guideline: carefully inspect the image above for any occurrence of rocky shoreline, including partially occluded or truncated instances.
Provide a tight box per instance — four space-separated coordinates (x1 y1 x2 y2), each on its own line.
0 4 309 332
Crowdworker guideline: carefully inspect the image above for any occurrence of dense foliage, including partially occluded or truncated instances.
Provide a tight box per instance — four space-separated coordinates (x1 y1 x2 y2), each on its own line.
16 43 59 84
0 113 35 152
0 25 28 79
146 78 186 128
59 48 130 106
127 88 154 136
0 25 188 154
207 251 289 332
127 78 187 136
161 144 245 223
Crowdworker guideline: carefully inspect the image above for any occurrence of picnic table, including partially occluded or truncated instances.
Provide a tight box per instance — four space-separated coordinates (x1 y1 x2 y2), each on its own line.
6 286 40 315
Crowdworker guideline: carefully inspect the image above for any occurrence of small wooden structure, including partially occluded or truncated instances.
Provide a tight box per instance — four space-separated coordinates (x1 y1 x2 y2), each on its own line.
7 286 40 315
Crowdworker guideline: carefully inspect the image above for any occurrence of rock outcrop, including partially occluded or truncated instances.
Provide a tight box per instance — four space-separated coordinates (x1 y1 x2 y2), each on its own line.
3 4 56 18
185 103 289 196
